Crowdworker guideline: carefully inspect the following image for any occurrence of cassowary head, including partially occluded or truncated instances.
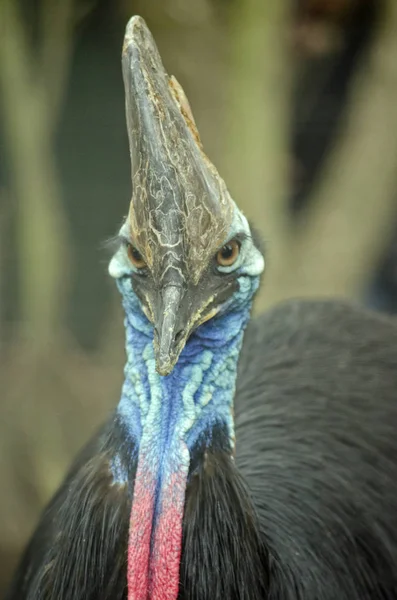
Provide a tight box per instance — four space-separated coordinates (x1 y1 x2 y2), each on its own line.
109 16 264 376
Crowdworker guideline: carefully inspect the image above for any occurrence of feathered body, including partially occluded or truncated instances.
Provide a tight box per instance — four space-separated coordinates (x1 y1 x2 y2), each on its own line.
7 299 397 600
6 15 397 600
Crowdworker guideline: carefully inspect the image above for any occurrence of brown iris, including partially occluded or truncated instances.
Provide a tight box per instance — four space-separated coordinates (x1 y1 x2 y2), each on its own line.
216 239 240 267
127 243 146 269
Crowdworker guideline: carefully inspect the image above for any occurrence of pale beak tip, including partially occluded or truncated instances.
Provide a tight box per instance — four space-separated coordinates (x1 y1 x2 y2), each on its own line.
155 359 174 377
123 15 148 55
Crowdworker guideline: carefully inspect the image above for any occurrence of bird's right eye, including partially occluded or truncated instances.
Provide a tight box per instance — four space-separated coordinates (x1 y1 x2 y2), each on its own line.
127 243 146 269
216 239 240 267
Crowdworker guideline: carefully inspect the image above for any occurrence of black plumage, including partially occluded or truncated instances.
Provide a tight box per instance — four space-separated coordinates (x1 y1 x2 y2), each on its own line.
7 299 397 599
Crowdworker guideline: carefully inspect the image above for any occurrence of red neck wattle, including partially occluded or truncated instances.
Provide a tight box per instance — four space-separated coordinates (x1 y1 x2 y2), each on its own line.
127 442 189 600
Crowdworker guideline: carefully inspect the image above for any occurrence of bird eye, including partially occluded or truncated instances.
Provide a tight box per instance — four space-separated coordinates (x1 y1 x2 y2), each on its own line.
216 239 240 267
127 243 146 269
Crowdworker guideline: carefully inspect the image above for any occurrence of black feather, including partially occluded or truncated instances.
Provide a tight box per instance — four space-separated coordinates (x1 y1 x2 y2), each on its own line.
181 449 268 600
7 299 397 599
5 418 134 600
236 299 397 599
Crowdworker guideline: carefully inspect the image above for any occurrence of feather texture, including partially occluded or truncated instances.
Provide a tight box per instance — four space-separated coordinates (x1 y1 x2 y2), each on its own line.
7 299 397 599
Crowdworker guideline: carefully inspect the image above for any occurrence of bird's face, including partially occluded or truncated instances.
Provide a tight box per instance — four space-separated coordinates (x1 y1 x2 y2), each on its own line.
108 16 264 375
109 206 264 375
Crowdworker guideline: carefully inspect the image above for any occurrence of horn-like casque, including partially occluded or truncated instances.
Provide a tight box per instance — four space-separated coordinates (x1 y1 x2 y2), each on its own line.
122 16 234 286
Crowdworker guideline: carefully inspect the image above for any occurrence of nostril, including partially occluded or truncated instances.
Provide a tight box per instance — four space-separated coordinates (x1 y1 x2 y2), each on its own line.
174 329 184 344
154 326 183 345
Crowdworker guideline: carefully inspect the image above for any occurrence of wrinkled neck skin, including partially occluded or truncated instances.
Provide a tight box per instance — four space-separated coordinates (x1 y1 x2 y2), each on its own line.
115 275 258 600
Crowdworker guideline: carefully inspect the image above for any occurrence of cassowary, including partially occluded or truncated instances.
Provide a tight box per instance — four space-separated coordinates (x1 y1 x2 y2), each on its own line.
6 15 397 600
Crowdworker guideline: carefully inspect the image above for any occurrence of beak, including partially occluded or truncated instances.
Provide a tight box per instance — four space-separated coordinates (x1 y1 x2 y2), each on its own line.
153 285 186 376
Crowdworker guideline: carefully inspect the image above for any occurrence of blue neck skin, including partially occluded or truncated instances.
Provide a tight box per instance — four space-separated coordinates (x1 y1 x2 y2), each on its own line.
113 274 259 479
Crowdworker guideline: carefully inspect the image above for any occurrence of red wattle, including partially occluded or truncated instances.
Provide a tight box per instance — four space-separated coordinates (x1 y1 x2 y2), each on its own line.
127 458 156 600
127 444 189 600
149 470 187 600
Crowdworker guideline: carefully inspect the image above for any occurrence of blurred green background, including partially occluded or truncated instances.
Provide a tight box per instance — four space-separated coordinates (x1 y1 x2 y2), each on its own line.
1 0 397 592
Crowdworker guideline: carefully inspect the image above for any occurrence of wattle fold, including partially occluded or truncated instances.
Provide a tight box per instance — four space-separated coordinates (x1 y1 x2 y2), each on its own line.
127 453 156 599
127 437 190 600
150 458 189 599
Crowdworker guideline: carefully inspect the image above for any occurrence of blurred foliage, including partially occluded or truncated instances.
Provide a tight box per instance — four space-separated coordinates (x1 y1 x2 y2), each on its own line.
1 0 397 593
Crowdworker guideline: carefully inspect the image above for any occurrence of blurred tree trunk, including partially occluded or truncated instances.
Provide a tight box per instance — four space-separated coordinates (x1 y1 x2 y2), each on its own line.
0 0 77 582
289 0 397 300
229 0 397 311
0 191 4 344
223 0 291 314
0 0 74 347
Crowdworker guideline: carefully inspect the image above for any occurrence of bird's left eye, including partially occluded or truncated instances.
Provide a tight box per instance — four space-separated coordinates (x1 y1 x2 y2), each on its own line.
216 239 240 267
127 243 146 269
